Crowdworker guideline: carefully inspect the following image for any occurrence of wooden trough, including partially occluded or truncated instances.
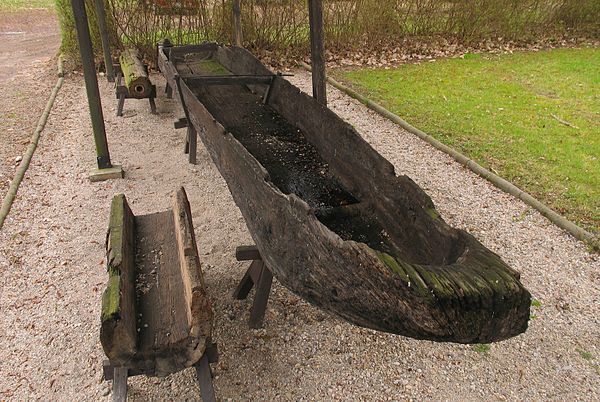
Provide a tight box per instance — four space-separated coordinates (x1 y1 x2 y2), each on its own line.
158 42 532 344
101 188 215 400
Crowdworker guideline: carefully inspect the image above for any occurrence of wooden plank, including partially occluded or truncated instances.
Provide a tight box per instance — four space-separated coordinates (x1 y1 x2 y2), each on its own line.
233 259 262 300
308 0 327 106
100 194 137 364
188 125 197 164
157 46 179 99
135 211 190 376
112 367 128 402
172 187 212 341
174 118 188 129
235 245 261 261
249 262 273 329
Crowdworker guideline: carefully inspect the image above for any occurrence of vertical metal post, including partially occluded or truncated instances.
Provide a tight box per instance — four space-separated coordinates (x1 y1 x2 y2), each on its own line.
71 0 112 169
232 0 243 47
308 0 327 106
93 0 115 82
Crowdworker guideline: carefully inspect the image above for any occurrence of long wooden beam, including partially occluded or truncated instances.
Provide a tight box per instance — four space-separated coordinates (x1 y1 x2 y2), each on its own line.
232 0 243 47
186 75 275 86
308 0 327 106
70 0 113 170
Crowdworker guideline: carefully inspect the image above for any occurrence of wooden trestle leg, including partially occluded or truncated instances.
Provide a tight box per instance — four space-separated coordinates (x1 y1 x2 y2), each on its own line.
112 367 128 402
194 354 216 402
149 96 157 115
234 245 274 329
103 342 218 401
174 75 198 165
187 125 197 164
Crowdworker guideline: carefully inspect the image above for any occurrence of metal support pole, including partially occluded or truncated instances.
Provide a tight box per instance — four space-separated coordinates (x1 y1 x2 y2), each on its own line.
232 0 243 47
94 0 115 82
308 0 327 106
71 0 113 170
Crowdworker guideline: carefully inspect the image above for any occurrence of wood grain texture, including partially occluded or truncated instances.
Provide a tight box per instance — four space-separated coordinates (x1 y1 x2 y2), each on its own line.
112 367 128 402
100 190 212 376
172 188 213 343
119 48 152 98
101 194 137 363
166 44 531 344
308 0 327 105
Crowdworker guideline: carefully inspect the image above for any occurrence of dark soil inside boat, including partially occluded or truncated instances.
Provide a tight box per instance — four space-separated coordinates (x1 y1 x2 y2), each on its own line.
174 57 399 255
192 84 398 255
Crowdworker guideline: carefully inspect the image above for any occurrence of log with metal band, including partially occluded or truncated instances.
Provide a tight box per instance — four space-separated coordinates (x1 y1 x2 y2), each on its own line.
158 41 531 344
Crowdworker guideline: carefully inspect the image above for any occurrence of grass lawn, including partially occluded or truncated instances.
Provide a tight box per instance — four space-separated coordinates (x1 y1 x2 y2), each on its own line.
337 48 599 234
0 0 54 12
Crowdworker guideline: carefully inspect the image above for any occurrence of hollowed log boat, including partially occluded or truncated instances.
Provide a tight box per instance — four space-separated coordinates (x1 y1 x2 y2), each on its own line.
158 42 531 343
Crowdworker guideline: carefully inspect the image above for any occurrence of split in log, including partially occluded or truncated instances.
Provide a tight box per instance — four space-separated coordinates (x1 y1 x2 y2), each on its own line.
101 187 213 376
119 48 153 99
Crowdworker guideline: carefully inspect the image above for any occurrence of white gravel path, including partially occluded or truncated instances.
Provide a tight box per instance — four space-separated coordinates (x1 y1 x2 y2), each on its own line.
0 70 598 401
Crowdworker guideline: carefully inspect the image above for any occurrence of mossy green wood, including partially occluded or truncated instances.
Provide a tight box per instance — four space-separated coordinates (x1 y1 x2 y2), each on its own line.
100 194 137 362
164 44 531 343
196 59 230 76
119 48 152 98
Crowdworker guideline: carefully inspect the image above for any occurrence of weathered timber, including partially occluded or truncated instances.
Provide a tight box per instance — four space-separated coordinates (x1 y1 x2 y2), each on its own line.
119 49 152 99
101 194 137 361
236 245 262 261
233 246 273 329
159 43 532 344
232 0 243 47
71 0 112 169
186 75 276 86
100 188 213 376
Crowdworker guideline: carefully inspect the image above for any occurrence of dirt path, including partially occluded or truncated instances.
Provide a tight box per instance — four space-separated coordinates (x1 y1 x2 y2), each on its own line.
0 9 60 195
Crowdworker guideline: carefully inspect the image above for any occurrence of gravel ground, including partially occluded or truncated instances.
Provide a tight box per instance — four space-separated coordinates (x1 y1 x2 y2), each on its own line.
0 68 598 401
0 9 59 195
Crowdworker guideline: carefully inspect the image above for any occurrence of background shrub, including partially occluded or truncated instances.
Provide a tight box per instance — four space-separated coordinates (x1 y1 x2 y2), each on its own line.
56 0 600 63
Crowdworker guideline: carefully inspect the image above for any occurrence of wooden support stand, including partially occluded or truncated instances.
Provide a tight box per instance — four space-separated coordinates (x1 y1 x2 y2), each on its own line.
173 115 197 165
103 342 219 402
101 188 216 400
173 75 199 165
233 245 274 329
114 64 157 117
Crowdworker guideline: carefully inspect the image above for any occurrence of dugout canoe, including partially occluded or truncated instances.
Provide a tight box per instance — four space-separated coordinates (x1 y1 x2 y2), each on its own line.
158 42 531 343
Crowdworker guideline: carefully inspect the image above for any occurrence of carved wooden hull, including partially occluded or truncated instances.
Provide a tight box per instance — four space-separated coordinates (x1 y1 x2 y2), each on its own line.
158 43 531 343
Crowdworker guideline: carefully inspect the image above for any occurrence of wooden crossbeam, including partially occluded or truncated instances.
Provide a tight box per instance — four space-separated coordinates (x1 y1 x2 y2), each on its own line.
185 75 275 86
233 245 273 329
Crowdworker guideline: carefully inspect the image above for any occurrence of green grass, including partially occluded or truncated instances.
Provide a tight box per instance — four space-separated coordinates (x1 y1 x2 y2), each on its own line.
472 344 491 353
337 48 600 234
577 348 594 361
0 0 54 11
